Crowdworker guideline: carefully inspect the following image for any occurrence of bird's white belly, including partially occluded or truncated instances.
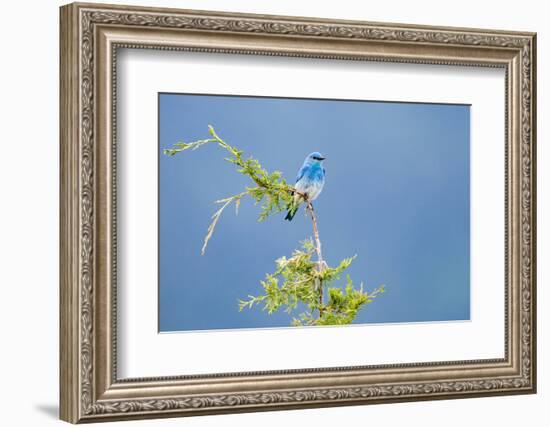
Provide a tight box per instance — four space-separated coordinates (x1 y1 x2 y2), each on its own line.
295 179 324 201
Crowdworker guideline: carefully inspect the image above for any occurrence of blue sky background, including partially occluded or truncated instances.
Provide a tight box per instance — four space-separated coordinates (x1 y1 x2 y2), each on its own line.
159 93 470 332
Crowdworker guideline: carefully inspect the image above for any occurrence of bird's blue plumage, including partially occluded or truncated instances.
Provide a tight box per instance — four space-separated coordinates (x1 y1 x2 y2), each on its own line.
295 164 308 183
285 152 326 221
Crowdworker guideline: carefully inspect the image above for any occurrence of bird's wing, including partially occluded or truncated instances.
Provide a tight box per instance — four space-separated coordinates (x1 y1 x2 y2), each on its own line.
295 164 309 183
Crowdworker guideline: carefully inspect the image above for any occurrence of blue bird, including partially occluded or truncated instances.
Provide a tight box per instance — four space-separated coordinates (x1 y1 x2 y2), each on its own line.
285 152 326 221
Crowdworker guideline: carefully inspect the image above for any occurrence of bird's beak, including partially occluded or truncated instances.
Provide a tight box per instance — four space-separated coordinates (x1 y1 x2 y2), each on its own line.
319 156 326 161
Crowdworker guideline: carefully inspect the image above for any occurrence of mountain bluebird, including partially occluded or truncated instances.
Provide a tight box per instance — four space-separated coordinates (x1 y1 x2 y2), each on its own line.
285 152 326 221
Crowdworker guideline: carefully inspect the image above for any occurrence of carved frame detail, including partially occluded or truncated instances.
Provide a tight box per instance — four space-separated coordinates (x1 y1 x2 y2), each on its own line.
60 2 536 423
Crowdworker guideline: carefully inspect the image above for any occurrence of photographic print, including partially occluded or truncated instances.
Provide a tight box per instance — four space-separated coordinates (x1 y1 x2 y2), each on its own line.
159 93 470 332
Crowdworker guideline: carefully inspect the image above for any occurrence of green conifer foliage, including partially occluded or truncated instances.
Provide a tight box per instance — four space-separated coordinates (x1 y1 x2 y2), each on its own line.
165 126 384 326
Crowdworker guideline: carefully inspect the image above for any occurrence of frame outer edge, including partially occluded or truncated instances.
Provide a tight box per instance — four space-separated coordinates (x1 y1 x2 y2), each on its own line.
529 33 537 393
60 3 80 424
59 2 537 422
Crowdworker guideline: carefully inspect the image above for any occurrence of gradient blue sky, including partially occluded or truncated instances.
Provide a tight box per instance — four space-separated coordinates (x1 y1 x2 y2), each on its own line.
159 93 470 332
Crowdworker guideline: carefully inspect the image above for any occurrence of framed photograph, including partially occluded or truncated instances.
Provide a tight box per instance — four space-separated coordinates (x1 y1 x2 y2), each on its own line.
60 2 537 423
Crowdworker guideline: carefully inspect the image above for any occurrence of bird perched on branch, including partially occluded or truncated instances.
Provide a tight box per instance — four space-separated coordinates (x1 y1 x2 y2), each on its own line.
285 152 326 221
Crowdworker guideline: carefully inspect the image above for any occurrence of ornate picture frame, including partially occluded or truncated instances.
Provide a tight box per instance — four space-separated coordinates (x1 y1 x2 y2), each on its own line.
60 2 536 423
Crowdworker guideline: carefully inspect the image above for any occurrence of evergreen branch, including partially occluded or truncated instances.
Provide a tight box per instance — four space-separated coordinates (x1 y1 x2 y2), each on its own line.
163 138 217 156
305 202 325 314
238 240 384 326
165 126 386 326
164 125 298 253
201 191 248 255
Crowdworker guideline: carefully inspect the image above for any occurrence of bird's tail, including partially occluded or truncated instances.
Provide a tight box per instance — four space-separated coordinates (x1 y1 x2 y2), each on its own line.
284 201 299 221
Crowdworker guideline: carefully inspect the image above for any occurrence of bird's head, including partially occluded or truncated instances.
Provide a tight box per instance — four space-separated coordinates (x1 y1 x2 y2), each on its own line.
306 152 326 164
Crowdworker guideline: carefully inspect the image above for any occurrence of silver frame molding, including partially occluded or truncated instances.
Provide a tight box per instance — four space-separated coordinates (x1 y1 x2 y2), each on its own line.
60 2 537 423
